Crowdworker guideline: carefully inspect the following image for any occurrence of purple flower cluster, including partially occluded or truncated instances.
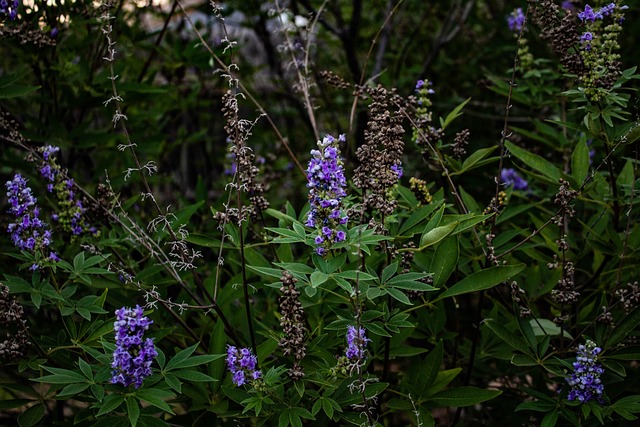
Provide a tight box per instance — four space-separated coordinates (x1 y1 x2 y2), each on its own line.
345 326 370 360
0 0 19 20
500 168 528 191
38 145 97 238
111 306 157 389
5 174 58 269
226 346 262 386
507 8 525 32
566 340 605 403
578 3 624 22
306 134 349 256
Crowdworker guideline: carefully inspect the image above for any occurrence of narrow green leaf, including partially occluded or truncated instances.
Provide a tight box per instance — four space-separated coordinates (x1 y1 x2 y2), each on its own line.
57 383 90 397
365 322 391 337
172 369 216 382
441 98 471 129
127 397 140 427
385 287 412 305
434 264 525 301
571 139 589 184
505 141 560 182
165 342 199 370
430 386 502 407
423 341 443 387
135 389 175 414
164 374 182 393
169 354 222 370
457 146 498 175
398 203 441 235
0 84 40 99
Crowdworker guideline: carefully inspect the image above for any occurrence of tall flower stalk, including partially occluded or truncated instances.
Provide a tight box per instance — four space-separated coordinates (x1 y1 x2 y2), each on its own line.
306 134 349 256
111 306 157 389
5 173 58 269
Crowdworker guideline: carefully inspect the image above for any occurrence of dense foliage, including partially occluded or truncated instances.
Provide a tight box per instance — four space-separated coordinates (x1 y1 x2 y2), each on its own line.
1 1 640 426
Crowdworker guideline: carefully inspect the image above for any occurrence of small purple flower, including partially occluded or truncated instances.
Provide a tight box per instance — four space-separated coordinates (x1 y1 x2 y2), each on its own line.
0 0 18 20
500 168 528 191
345 325 370 361
391 163 403 179
561 1 575 11
566 340 604 403
507 8 526 32
111 306 157 389
226 346 261 387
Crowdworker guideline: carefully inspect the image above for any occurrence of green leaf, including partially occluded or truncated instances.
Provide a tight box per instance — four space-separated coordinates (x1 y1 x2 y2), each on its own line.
385 287 412 305
335 270 377 281
430 386 502 408
606 346 640 361
127 396 140 427
440 98 470 129
607 306 640 348
165 342 199 370
17 403 45 427
57 383 91 397
541 410 558 427
530 318 572 338
454 146 498 175
0 84 40 99
571 139 590 184
246 265 283 279
424 368 461 395
365 322 391 337
505 141 560 183
419 222 458 249
399 203 441 235
434 264 525 301
163 374 181 393
168 354 222 370
310 271 329 288
97 394 125 416
135 389 175 414
429 237 458 288
172 369 216 382
484 319 535 357
423 341 443 388
32 366 87 384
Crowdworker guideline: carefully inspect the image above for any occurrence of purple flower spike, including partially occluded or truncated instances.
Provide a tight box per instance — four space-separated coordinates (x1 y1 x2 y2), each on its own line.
306 134 349 256
111 306 157 389
566 340 605 403
5 174 56 268
226 346 261 387
345 325 370 361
